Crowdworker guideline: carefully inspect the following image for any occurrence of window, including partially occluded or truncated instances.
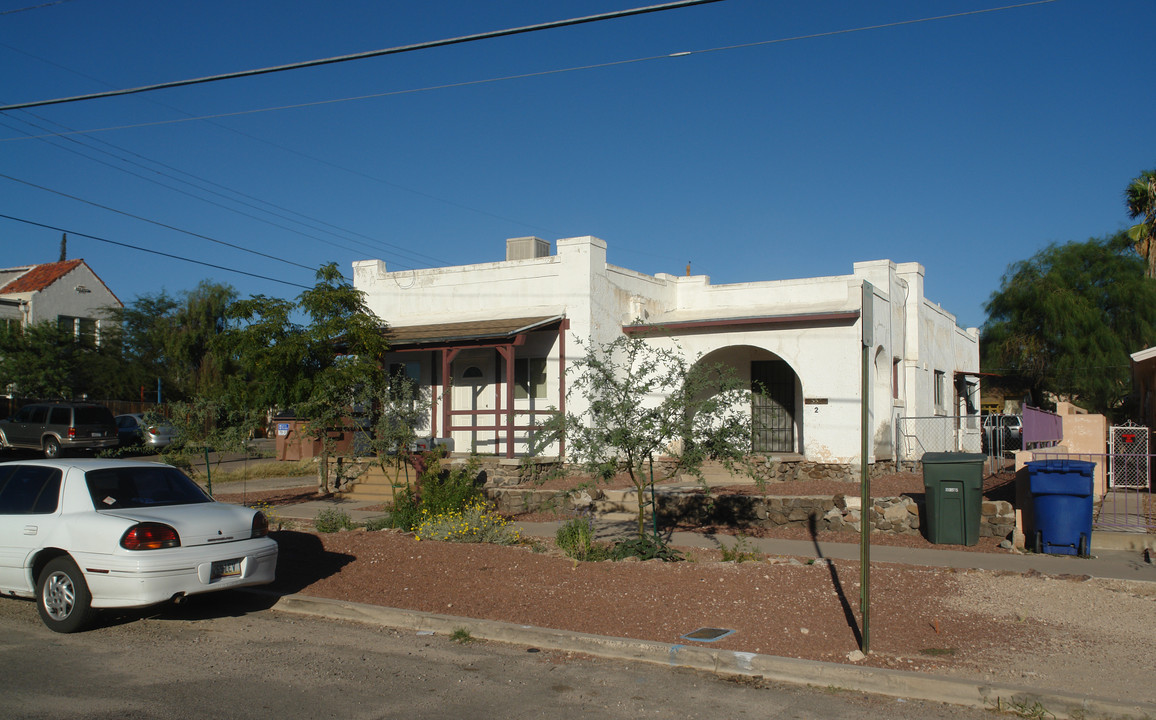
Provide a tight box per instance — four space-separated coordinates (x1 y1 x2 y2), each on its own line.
892 358 900 400
85 466 211 509
934 370 945 408
57 315 98 346
78 317 97 347
514 358 547 399
0 465 62 514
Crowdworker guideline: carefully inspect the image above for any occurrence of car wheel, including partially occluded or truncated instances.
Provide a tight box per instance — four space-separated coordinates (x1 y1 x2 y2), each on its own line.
37 557 94 633
43 437 61 459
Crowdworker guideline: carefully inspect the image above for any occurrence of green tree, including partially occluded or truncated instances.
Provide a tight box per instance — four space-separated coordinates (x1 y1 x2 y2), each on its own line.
982 232 1156 416
0 321 75 398
167 281 238 399
104 282 237 402
369 373 430 490
223 263 390 494
1125 169 1156 279
533 334 752 539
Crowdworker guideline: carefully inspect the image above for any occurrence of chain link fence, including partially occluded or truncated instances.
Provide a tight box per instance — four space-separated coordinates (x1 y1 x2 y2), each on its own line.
895 415 985 468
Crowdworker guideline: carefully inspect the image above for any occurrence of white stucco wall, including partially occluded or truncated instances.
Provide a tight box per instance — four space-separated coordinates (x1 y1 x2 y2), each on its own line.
355 237 980 464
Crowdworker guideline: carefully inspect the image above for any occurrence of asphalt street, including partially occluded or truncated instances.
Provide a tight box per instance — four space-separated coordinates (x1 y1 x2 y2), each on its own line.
0 591 1001 720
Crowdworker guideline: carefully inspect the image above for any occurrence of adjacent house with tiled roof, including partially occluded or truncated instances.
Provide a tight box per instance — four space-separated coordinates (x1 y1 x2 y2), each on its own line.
0 259 121 344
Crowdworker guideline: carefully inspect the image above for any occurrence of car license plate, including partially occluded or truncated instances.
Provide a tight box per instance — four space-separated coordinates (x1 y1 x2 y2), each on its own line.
211 559 242 579
91 432 103 437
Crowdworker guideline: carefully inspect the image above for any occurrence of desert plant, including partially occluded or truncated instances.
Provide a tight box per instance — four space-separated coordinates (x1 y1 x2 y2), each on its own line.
532 334 753 540
413 500 522 545
719 535 761 563
314 507 355 533
555 516 595 558
387 454 485 531
362 515 391 531
609 535 682 562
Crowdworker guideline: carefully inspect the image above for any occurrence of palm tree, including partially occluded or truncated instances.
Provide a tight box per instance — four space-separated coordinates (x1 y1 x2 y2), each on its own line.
1126 169 1156 278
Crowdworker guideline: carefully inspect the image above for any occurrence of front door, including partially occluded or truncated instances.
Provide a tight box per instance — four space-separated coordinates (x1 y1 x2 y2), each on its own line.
751 360 796 453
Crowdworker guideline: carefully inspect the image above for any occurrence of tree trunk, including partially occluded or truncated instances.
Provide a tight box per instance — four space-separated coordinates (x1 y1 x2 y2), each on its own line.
317 443 330 495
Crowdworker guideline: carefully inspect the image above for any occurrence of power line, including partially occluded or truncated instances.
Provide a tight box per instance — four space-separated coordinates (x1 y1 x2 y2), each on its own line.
0 42 564 248
0 0 78 16
0 0 1061 143
0 112 448 268
0 0 724 112
0 171 320 272
0 213 311 289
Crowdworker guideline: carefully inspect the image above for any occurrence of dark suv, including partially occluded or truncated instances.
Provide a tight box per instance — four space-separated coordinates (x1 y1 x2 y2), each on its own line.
0 402 118 458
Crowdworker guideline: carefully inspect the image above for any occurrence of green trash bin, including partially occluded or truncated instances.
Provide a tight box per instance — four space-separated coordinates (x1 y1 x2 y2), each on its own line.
921 452 986 546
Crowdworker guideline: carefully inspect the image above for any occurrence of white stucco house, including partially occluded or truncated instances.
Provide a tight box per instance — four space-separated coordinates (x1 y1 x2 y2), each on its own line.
0 259 121 343
353 236 980 471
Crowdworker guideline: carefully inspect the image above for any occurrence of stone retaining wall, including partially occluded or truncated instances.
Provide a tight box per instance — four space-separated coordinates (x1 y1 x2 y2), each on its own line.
486 485 1016 541
469 456 910 487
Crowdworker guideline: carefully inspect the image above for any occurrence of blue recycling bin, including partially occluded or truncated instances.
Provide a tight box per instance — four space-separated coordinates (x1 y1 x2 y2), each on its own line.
1025 459 1095 556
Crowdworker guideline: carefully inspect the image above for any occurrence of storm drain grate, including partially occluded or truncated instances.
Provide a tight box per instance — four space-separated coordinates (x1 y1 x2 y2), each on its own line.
680 627 735 642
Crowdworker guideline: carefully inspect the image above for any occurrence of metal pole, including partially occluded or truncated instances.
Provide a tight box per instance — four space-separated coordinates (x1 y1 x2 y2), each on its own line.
860 280 872 654
204 447 213 497
860 342 870 653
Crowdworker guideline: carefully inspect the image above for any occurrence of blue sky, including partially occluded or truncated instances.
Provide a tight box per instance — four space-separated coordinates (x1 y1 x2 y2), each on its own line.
1 0 1152 329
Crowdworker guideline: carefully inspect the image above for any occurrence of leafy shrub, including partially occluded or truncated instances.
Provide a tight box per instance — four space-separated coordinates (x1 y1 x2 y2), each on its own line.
362 515 391 532
414 501 522 545
555 516 610 561
610 536 683 562
314 508 355 533
387 455 485 531
719 535 761 563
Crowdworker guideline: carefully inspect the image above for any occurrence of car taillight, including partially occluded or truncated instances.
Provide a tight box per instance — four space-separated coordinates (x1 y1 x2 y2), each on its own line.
121 523 181 550
251 511 269 538
68 427 76 439
146 426 159 436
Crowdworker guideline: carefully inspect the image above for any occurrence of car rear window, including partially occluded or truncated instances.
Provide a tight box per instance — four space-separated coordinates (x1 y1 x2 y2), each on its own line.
86 466 212 509
48 407 70 425
74 406 114 426
0 465 62 514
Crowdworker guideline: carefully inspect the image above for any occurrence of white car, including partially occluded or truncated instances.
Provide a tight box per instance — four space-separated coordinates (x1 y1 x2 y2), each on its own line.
0 459 278 633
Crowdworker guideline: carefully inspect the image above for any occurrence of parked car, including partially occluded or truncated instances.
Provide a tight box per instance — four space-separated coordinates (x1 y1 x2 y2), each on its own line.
0 458 278 632
0 402 118 458
115 413 175 449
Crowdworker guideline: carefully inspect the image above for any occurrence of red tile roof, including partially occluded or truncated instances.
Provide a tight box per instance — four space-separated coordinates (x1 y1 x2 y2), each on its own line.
0 259 84 294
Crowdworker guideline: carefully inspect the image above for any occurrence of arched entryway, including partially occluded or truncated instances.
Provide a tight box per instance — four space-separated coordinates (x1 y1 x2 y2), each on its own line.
698 346 802 454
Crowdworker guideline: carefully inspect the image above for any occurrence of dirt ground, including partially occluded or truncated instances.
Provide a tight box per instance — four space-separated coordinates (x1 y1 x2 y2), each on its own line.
215 475 1156 706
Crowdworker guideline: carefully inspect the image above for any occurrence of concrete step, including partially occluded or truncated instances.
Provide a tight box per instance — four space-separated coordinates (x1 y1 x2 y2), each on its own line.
343 488 397 503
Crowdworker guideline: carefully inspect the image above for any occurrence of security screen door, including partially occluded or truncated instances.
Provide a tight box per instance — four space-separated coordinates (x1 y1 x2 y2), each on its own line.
751 360 795 453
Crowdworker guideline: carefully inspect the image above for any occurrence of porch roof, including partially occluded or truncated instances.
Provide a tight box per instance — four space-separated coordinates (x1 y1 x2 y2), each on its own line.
385 315 563 348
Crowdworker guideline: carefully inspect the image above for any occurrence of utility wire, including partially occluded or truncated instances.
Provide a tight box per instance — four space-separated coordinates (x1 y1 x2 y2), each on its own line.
0 0 78 15
0 0 1061 143
0 171 319 272
0 0 724 111
0 112 445 268
0 213 311 289
0 41 563 244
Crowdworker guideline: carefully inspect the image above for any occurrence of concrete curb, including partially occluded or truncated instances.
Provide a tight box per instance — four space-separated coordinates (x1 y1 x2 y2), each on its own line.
269 593 1156 720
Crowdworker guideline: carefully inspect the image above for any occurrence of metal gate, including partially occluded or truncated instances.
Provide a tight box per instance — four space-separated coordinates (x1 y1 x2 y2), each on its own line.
1108 421 1150 489
751 360 795 453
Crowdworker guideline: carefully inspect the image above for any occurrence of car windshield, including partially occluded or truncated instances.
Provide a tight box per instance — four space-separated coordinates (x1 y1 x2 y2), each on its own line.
86 466 212 509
